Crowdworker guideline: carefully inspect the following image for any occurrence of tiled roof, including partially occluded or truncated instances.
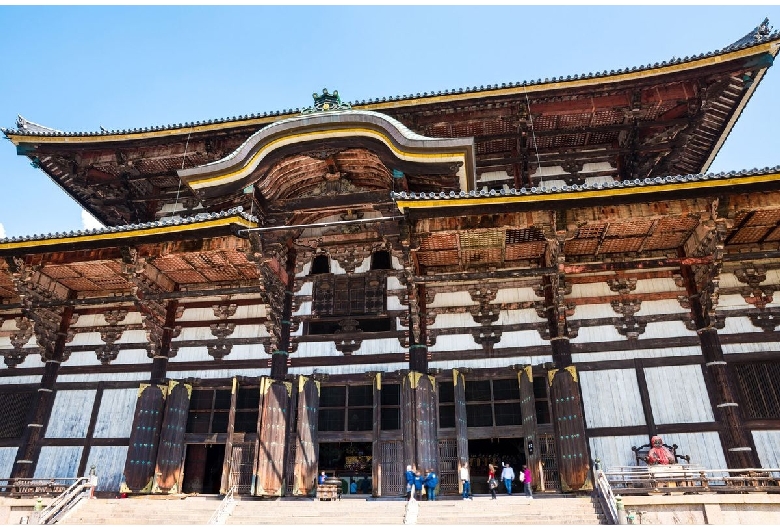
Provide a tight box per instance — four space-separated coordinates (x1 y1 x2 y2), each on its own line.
0 207 257 245
2 20 777 139
390 166 780 201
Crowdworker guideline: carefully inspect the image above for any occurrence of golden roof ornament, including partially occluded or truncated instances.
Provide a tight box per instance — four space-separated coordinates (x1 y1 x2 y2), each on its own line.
302 88 352 114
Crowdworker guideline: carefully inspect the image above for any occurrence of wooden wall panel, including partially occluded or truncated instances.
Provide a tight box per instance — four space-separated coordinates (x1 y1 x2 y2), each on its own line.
659 431 727 469
0 447 17 478
752 430 780 470
154 381 191 493
254 379 290 496
519 366 541 487
93 388 138 438
588 434 649 470
494 330 548 349
572 346 701 363
645 365 714 425
34 446 83 478
414 373 439 473
123 384 166 492
580 369 645 429
85 445 128 491
45 389 97 438
293 376 319 496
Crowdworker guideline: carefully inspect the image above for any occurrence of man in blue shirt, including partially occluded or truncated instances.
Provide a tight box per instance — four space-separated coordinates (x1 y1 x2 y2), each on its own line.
424 469 439 501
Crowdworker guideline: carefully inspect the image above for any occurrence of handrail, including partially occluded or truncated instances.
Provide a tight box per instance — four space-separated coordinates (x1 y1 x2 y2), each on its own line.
592 461 618 525
208 485 237 525
604 466 780 495
403 484 418 525
36 476 92 525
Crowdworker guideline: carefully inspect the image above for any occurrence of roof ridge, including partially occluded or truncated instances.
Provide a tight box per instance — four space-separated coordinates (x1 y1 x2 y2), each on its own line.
0 207 257 245
3 20 779 139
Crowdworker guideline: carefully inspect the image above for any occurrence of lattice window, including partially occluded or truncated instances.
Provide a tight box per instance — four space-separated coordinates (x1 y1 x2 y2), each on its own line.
186 388 230 434
0 391 34 438
380 384 400 430
313 273 385 317
734 362 780 419
319 385 373 432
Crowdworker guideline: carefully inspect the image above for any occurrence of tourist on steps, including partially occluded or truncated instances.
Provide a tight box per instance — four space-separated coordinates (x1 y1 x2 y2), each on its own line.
413 470 424 501
405 465 415 500
487 463 498 500
522 465 533 499
424 469 438 501
501 462 515 495
460 462 472 500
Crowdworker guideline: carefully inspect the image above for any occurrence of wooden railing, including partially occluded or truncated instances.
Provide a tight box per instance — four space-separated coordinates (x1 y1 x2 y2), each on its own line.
604 466 780 495
208 484 237 525
35 476 93 525
0 477 75 497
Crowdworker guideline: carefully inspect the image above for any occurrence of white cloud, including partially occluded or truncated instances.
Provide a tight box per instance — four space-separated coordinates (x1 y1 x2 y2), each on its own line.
81 210 104 230
0 223 5 239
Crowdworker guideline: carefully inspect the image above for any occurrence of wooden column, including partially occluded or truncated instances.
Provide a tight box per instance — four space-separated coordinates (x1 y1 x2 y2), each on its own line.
219 378 239 494
679 248 759 468
548 366 591 492
11 305 75 479
399 371 439 473
253 377 291 496
409 285 429 373
518 366 541 489
371 373 381 497
292 375 319 496
453 369 468 494
150 301 180 385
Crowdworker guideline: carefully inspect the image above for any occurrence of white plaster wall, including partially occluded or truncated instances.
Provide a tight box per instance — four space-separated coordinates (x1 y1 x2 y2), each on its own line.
288 363 408 376
570 303 617 320
387 296 405 311
429 292 476 308
493 287 542 304
752 430 780 472
295 282 313 297
0 447 18 479
85 446 128 491
34 446 83 478
720 316 764 335
0 375 41 384
295 342 341 358
723 341 780 355
660 431 727 470
580 369 645 429
495 309 546 325
430 313 477 329
111 349 151 365
61 350 102 367
165 368 270 379
0 353 45 370
572 345 702 363
387 276 404 290
296 262 311 277
293 301 312 317
571 325 624 344
589 435 650 470
46 390 97 438
396 316 409 330
354 256 372 274
71 312 143 327
67 332 101 347
93 389 138 438
494 330 548 349
642 321 697 340
117 330 149 344
56 373 150 383
571 282 613 298
354 338 407 355
717 293 752 311
430 355 552 371
170 343 268 362
645 365 714 425
634 299 689 317
633 278 683 294
428 334 481 353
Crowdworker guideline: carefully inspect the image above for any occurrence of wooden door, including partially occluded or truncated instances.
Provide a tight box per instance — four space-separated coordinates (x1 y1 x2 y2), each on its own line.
153 381 192 493
437 439 458 494
123 384 166 492
549 367 591 492
379 440 404 496
413 372 439 472
254 378 291 496
453 369 468 492
518 366 542 489
228 442 255 494
293 376 319 496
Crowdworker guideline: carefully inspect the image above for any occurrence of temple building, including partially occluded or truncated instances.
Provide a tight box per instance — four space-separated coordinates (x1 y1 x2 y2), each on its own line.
1 20 780 497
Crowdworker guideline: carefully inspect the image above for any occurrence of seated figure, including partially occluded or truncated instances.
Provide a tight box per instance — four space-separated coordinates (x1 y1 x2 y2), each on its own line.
645 435 676 465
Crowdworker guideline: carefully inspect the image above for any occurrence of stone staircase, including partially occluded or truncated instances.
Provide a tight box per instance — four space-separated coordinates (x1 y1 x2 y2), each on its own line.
58 493 605 525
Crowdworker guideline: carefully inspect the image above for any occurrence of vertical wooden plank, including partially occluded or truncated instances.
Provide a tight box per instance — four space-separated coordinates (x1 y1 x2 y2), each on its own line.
549 367 591 492
518 366 541 489
78 384 104 477
372 373 381 497
219 378 238 494
400 371 415 469
153 381 192 493
293 375 319 496
453 369 468 494
122 384 166 493
413 372 439 473
254 378 290 496
250 376 267 496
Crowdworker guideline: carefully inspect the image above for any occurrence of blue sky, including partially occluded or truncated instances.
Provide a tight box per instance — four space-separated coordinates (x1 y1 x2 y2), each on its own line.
1 6 779 238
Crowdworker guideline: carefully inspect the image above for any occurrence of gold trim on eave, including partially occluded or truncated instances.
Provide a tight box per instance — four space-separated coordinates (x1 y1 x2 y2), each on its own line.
0 215 256 252
395 172 780 212
6 40 778 145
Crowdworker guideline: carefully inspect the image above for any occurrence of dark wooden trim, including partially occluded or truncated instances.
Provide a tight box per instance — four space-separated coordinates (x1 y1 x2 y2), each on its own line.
634 358 656 436
77 384 104 476
745 420 780 430
40 437 130 446
585 422 719 438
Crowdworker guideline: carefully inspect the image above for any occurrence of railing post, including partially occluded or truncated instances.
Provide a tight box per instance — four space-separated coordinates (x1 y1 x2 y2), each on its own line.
616 494 626 525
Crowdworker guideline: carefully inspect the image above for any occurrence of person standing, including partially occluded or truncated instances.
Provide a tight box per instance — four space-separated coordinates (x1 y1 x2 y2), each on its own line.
487 463 498 500
413 469 424 501
459 462 472 500
405 465 415 500
522 465 533 498
424 469 439 501
501 462 515 495
318 471 327 485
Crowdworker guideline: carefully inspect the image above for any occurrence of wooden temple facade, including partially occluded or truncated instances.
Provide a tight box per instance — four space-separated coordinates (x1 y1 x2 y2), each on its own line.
1 20 780 497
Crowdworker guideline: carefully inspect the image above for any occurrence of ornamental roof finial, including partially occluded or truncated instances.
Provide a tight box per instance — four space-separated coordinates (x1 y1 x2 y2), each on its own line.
302 88 352 114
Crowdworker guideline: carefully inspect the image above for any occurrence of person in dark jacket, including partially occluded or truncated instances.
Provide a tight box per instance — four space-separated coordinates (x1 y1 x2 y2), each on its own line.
424 469 439 501
413 470 424 501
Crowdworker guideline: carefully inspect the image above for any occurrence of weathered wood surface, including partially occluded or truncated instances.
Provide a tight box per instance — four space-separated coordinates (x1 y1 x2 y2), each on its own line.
154 381 191 493
519 366 541 488
549 367 591 492
254 378 290 496
293 376 319 496
123 384 165 492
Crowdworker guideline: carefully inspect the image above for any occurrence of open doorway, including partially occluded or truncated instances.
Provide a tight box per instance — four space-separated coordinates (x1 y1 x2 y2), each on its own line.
182 444 225 494
318 442 373 495
467 438 525 494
